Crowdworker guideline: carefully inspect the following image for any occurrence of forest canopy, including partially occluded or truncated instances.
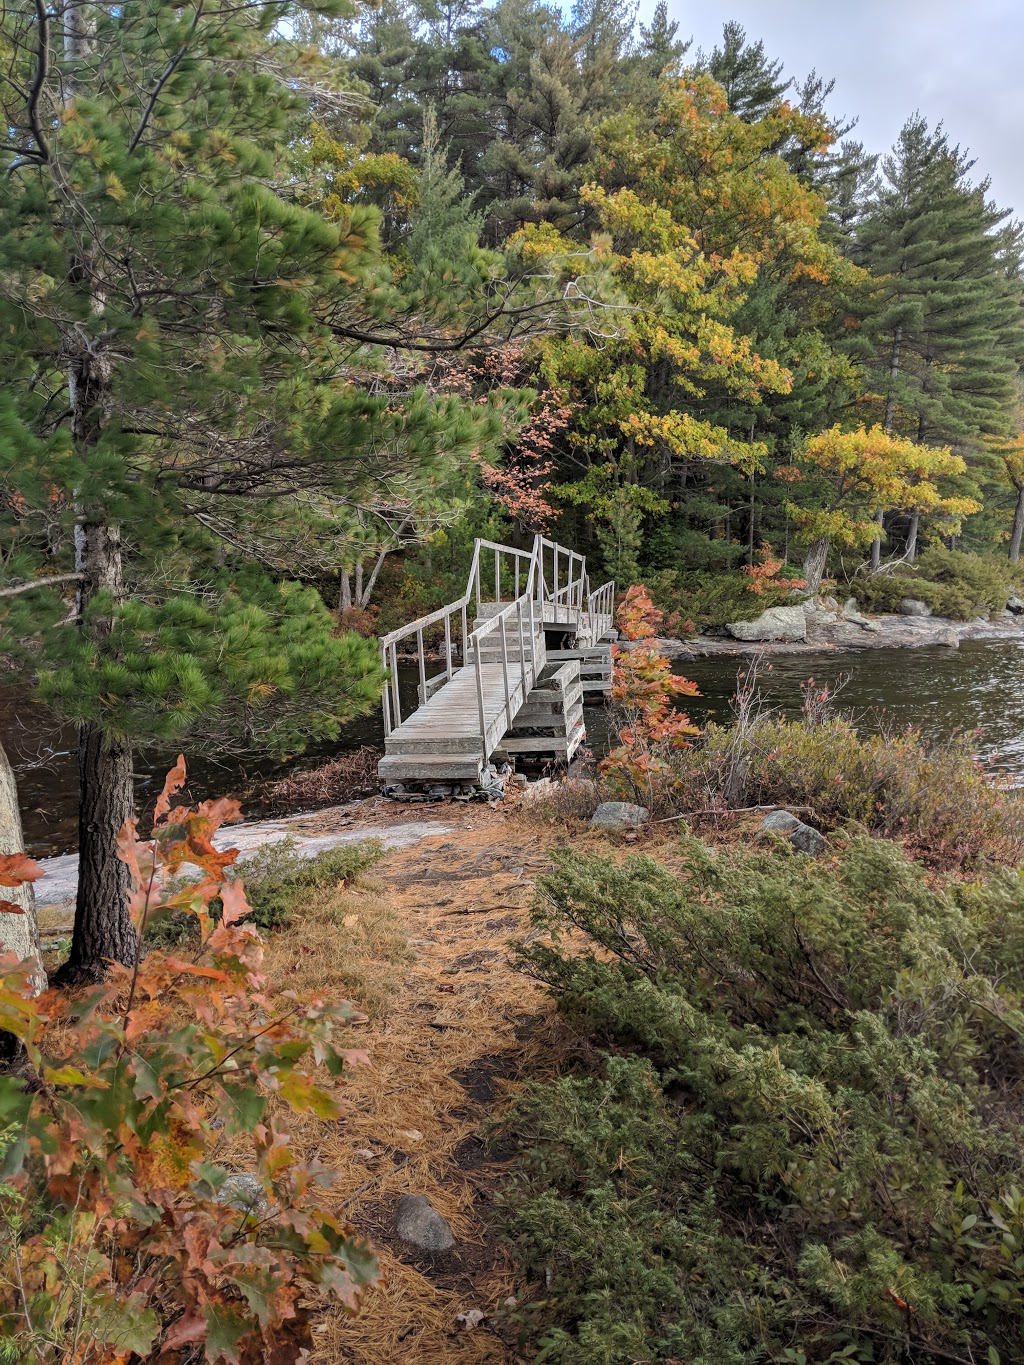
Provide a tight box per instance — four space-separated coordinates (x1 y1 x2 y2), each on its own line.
1 0 1023 974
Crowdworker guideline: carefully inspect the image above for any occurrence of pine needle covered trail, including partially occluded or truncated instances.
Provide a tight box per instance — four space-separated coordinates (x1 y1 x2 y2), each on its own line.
256 803 560 1364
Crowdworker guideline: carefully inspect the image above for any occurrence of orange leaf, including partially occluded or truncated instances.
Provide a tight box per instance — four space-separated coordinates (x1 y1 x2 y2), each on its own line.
0 852 43 887
154 755 187 824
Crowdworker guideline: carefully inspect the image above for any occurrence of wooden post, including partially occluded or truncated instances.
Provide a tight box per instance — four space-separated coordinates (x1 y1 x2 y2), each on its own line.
473 634 487 769
390 643 401 727
381 647 392 736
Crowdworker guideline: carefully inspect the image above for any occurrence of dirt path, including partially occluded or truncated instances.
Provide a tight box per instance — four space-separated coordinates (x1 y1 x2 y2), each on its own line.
300 802 561 1364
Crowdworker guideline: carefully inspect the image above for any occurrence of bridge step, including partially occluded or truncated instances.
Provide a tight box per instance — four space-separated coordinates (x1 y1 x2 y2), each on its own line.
500 660 587 765
378 754 485 783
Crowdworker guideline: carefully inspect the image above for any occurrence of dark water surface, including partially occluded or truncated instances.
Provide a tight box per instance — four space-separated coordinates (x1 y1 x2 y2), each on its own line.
671 638 1024 775
6 639 1024 856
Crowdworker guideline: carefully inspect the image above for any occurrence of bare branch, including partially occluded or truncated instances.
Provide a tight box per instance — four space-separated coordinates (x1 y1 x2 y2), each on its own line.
24 0 51 162
0 572 81 598
126 3 204 156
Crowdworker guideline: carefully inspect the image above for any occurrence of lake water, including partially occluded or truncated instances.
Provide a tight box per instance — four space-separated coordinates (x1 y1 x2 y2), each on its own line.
5 638 1024 856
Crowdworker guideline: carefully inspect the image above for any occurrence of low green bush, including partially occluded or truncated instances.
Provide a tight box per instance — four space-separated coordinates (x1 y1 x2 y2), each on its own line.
647 569 797 635
143 837 385 947
849 547 1020 620
504 835 1024 1364
232 837 385 931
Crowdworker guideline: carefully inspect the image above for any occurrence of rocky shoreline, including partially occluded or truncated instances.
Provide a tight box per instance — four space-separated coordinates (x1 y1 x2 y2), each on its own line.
655 607 1024 660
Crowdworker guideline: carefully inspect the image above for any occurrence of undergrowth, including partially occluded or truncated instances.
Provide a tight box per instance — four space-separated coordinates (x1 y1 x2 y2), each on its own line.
503 834 1024 1364
144 837 384 948
848 546 1023 620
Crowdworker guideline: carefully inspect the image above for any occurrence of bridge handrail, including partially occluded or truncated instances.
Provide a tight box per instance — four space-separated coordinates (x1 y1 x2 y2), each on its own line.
380 532 614 753
467 586 540 763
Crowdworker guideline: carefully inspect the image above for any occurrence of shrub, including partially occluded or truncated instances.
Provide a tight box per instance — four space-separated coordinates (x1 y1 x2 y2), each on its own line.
648 567 800 636
0 762 378 1362
850 547 1019 620
235 837 385 932
599 588 699 803
144 836 385 948
504 835 1024 1364
633 705 1024 867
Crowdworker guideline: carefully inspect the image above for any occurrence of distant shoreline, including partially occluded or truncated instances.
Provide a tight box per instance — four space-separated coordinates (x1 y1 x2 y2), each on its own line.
653 614 1024 660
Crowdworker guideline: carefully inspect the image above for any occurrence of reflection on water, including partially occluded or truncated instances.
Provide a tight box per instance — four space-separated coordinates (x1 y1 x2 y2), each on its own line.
5 640 1024 856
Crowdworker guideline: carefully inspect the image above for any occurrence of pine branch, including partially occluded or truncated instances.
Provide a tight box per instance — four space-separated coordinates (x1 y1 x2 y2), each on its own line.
126 2 204 156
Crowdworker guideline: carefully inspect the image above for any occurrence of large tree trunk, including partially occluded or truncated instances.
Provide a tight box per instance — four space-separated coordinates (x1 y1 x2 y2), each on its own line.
1010 485 1024 562
56 381 139 983
906 511 920 562
58 723 136 984
871 323 903 571
802 536 830 595
57 0 138 986
0 738 46 1063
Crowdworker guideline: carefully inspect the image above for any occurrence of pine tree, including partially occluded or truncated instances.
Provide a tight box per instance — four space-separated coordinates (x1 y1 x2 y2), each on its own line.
698 21 790 122
849 116 1024 561
0 0 506 981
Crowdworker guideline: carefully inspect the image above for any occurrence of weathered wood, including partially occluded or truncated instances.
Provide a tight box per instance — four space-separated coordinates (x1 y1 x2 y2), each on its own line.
377 535 613 786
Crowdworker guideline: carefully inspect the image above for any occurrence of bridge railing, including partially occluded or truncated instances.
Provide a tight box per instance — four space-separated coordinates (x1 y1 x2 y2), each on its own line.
587 579 616 642
466 564 542 765
534 535 587 624
470 538 536 613
379 537 538 737
379 534 614 748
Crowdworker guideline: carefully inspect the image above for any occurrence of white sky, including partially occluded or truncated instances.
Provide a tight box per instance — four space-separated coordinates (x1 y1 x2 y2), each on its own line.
657 0 1024 216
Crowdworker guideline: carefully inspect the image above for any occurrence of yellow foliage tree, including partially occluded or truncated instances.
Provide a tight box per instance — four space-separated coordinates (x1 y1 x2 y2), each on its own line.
793 425 980 591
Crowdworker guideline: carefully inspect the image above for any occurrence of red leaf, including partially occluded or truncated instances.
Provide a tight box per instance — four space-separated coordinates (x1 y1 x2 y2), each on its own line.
163 1313 208 1349
219 880 251 928
0 852 43 887
0 898 26 915
154 755 188 824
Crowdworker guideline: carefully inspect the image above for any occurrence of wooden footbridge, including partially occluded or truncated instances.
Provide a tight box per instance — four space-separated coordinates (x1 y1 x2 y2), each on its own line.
378 536 615 790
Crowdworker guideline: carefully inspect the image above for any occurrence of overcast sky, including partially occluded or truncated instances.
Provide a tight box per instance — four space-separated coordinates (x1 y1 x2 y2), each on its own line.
654 0 1024 217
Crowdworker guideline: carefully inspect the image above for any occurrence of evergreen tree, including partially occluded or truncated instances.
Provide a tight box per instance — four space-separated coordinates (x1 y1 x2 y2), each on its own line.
849 116 1024 559
0 0 506 981
698 21 790 122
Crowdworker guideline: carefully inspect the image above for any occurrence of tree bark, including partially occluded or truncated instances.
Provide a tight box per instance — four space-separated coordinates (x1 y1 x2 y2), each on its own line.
906 511 920 562
55 517 138 984
338 568 352 612
57 723 137 985
1010 485 1024 562
869 508 885 571
802 536 830 595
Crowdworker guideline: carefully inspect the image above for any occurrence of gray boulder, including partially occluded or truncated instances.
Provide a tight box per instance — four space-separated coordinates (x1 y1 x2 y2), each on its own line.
726 605 807 643
395 1195 455 1252
899 598 932 618
761 809 826 857
216 1173 271 1218
841 597 872 628
1008 595 1024 615
802 599 839 627
590 801 650 830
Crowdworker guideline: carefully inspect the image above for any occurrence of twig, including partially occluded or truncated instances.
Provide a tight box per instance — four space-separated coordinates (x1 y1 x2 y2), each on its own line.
654 805 817 824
